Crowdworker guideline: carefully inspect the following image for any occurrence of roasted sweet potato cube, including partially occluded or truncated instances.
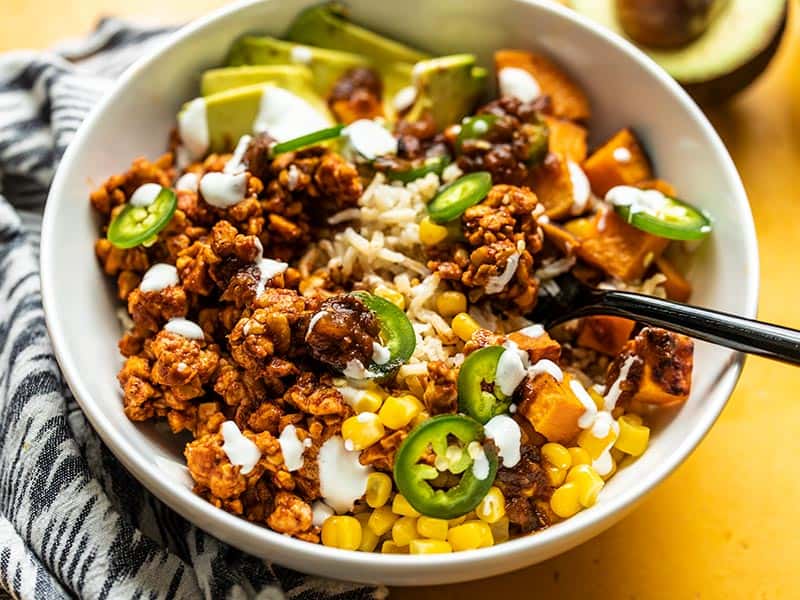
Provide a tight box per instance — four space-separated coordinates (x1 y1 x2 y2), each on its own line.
517 372 584 443
582 128 652 197
507 330 561 363
495 50 590 121
575 207 669 282
529 155 576 219
655 256 692 302
577 316 636 355
544 116 588 163
540 221 580 255
605 327 693 407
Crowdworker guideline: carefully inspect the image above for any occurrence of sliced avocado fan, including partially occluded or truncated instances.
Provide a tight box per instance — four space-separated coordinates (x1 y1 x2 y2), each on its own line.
201 65 314 96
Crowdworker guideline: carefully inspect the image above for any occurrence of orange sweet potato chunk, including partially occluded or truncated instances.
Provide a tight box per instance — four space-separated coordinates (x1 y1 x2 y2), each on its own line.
507 330 561 363
577 316 636 355
518 372 584 444
495 50 591 121
575 207 669 282
544 116 588 163
529 155 575 219
540 221 580 255
655 256 692 302
582 128 652 197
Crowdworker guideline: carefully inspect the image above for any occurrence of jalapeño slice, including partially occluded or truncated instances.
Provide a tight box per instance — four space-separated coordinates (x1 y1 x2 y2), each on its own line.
427 171 492 224
107 186 177 249
352 291 415 376
608 186 712 241
457 346 513 424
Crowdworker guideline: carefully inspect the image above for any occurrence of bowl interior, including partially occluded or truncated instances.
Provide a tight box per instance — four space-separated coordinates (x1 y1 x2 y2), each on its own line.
41 0 757 586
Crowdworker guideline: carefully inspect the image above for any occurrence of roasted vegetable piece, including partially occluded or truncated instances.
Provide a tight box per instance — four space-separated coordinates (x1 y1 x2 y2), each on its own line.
107 186 177 249
575 207 669 282
543 115 588 163
506 330 562 364
577 316 636 355
655 255 692 302
529 154 579 219
517 372 585 444
540 221 581 255
494 49 591 121
457 346 513 423
581 127 652 197
606 327 693 406
393 414 499 519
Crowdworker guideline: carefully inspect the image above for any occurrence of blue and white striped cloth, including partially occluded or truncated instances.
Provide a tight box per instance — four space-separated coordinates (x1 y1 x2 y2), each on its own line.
0 18 381 600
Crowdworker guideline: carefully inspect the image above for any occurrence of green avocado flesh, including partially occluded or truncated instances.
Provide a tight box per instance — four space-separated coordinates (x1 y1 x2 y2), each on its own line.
201 65 314 96
570 0 785 95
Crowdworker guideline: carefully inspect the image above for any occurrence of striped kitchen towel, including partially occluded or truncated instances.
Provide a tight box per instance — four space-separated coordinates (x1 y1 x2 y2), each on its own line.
0 18 381 600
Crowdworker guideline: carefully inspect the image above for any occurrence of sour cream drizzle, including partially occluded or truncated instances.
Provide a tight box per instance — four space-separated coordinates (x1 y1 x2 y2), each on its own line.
253 85 330 142
528 359 563 382
571 378 599 429
606 185 677 218
221 420 261 474
305 310 327 341
484 415 521 468
164 317 204 340
174 172 199 192
468 441 491 480
311 500 335 527
344 119 398 159
603 355 640 411
199 171 248 208
253 238 288 297
485 252 520 294
317 436 372 513
140 263 179 293
495 346 528 396
392 86 417 113
178 98 209 159
290 45 313 64
567 161 591 214
224 134 252 174
498 67 541 103
129 183 162 207
372 342 391 365
278 424 305 472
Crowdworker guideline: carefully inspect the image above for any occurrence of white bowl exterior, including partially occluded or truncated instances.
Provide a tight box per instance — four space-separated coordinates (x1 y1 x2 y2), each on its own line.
41 0 758 586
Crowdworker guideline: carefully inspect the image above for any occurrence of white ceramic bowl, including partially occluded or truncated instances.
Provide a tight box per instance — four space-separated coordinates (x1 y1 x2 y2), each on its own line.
41 0 758 586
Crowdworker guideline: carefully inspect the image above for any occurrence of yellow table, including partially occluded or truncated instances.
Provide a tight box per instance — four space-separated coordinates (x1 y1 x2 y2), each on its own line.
4 1 800 597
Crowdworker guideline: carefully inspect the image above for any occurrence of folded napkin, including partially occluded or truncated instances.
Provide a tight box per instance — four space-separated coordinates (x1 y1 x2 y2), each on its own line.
0 18 381 600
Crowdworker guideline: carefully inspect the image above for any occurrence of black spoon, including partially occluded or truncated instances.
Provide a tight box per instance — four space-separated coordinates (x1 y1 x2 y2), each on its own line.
528 273 800 365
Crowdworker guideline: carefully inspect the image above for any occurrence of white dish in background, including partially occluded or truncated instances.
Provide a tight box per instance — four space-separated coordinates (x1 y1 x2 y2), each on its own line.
40 0 758 586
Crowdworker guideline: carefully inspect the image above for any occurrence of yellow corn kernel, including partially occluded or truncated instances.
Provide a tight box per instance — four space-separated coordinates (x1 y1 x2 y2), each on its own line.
541 443 572 470
368 505 399 536
365 472 392 508
577 428 617 460
341 412 385 451
373 284 406 310
410 539 453 554
411 410 430 428
566 464 605 507
354 513 380 552
568 446 592 466
419 216 449 246
417 516 449 541
489 515 510 544
448 515 468 527
546 465 566 487
447 521 493 551
621 412 643 426
452 313 480 342
351 390 384 414
381 541 409 554
614 415 650 457
436 291 468 318
391 516 419 547
392 494 421 517
321 516 362 550
550 482 582 518
379 394 422 430
475 487 506 524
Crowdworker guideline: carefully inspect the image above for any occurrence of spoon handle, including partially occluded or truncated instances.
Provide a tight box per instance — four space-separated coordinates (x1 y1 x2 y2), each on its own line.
574 290 800 365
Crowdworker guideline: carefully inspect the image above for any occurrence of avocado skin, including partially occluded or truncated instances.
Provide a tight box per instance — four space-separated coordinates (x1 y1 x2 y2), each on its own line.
201 65 314 96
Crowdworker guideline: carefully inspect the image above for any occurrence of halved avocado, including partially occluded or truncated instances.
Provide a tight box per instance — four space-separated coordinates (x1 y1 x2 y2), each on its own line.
404 55 487 131
569 0 787 103
285 2 430 65
201 65 314 96
226 35 369 95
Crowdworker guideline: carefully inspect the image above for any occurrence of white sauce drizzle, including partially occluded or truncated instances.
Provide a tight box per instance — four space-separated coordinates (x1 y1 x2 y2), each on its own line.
223 134 252 174
311 500 335 527
140 263 179 293
468 441 491 480
392 85 417 113
528 359 564 383
164 318 204 340
343 359 371 380
178 98 209 159
606 185 686 220
568 161 591 215
484 415 521 468
199 171 248 208
613 147 632 163
305 310 327 341
318 436 372 513
220 421 261 474
253 86 330 142
517 324 545 338
495 347 528 396
290 45 313 64
278 424 305 472
129 183 162 207
372 342 391 365
344 119 398 159
571 378 599 429
591 411 615 439
252 238 288 297
174 172 199 192
603 355 640 411
485 252 520 294
498 67 542 103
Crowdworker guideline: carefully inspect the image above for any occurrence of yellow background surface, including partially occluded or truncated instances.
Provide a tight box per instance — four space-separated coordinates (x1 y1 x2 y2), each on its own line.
3 1 800 598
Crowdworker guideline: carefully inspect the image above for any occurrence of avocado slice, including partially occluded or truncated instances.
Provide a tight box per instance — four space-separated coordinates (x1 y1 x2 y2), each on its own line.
285 2 429 65
227 35 370 95
201 65 314 96
404 55 487 131
569 0 786 103
179 83 334 154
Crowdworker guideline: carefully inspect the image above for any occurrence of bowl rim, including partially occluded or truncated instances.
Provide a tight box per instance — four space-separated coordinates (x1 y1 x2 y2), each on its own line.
40 0 759 581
